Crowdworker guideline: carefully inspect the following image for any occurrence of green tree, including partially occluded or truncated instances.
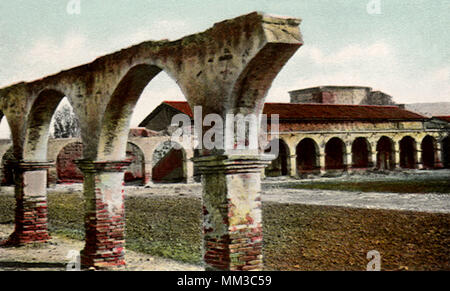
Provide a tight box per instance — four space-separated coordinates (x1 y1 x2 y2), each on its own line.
53 104 80 138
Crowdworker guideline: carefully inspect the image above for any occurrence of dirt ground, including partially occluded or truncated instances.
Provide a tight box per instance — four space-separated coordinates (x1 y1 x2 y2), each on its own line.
0 169 449 271
0 224 202 271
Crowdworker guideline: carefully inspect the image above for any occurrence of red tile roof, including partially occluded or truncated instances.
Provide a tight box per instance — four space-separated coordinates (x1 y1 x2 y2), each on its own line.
164 101 193 117
434 116 450 123
162 101 427 121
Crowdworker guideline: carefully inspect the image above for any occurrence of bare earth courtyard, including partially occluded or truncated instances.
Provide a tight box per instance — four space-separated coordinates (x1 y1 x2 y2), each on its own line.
1 170 449 271
0 224 202 271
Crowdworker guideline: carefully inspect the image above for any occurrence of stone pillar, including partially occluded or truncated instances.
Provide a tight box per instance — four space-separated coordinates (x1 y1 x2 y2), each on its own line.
370 145 377 169
319 152 326 174
143 161 152 185
194 155 270 271
345 147 352 172
260 168 265 179
186 158 195 184
3 161 52 246
47 163 57 187
289 154 297 177
435 144 444 168
417 150 424 169
394 143 400 169
76 160 131 269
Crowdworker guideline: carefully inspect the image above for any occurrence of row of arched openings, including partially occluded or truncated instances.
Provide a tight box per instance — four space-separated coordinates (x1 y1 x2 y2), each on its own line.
1 140 188 186
265 135 450 177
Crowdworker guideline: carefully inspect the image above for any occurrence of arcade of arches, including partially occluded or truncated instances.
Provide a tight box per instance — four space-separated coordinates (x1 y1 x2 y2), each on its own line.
264 133 448 178
0 12 302 271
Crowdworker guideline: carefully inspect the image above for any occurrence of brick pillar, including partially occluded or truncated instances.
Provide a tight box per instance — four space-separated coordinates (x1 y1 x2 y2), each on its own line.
75 160 131 269
3 161 52 246
194 155 270 271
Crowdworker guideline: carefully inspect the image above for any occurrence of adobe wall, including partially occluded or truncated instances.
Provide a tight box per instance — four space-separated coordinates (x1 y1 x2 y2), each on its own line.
289 86 395 106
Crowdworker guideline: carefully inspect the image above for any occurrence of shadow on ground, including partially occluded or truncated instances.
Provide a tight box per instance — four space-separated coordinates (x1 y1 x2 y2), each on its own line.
0 261 66 270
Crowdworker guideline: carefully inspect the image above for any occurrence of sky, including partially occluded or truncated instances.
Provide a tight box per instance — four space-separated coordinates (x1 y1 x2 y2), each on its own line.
0 0 449 137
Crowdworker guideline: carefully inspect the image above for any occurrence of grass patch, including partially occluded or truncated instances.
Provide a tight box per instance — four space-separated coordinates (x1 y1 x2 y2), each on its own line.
285 177 450 194
1 192 449 270
125 196 202 264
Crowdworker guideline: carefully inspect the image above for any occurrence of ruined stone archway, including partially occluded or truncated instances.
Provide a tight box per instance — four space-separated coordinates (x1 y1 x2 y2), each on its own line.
421 135 436 169
56 142 84 183
352 137 371 169
0 13 303 270
400 136 417 169
264 138 289 177
23 89 69 162
325 137 346 170
296 138 319 174
124 142 146 185
1 146 14 185
96 64 165 161
376 136 395 170
151 140 187 183
5 89 78 246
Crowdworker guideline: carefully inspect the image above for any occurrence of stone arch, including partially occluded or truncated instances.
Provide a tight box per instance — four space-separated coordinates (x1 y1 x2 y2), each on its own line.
400 136 417 169
0 13 303 269
421 135 437 169
1 146 14 185
352 137 371 169
0 111 11 140
325 137 346 170
264 138 289 177
0 113 13 185
96 64 170 161
296 138 320 174
376 136 395 170
124 141 146 185
23 89 70 162
151 140 187 183
442 136 450 168
56 141 84 183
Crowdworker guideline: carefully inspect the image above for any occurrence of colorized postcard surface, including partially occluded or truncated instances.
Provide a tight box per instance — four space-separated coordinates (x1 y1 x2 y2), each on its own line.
0 0 448 278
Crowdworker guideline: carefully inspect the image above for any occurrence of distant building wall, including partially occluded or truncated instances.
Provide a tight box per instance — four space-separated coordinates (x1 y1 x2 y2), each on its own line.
289 86 395 106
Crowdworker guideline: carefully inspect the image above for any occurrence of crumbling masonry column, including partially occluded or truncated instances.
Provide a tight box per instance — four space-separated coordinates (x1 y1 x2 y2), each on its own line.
76 160 131 269
194 155 270 271
3 161 52 246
